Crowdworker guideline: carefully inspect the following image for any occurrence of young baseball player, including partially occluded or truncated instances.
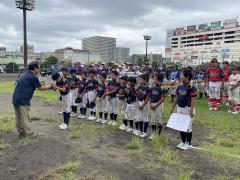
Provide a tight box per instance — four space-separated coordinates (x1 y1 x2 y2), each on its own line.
125 76 137 133
222 61 231 105
52 72 71 130
77 71 87 119
149 74 166 140
228 66 240 114
96 73 108 123
69 69 80 116
206 58 224 110
171 69 197 150
86 69 98 121
118 75 128 130
169 65 180 103
106 70 120 126
135 73 150 138
195 70 205 99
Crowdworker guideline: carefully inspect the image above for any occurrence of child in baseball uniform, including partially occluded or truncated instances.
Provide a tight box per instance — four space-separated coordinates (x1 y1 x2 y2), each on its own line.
96 73 108 123
52 72 71 130
77 71 87 119
106 70 120 126
228 66 240 114
69 69 80 116
125 77 137 133
171 69 197 150
149 73 166 140
135 73 150 138
86 69 98 121
118 75 128 130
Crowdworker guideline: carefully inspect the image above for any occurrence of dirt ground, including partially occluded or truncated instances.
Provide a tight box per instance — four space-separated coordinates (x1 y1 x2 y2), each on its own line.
0 92 239 180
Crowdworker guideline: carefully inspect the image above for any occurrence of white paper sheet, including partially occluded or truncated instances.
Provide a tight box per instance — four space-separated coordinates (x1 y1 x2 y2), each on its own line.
167 113 191 132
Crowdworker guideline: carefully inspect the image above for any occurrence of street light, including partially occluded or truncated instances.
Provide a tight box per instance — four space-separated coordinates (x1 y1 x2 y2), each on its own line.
16 0 35 67
143 35 151 62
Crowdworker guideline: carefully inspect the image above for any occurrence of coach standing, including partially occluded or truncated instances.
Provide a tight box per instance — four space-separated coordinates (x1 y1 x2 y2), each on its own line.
12 61 52 139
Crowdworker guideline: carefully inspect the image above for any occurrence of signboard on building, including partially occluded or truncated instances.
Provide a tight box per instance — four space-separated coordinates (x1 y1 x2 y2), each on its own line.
198 23 208 32
175 27 185 35
221 48 230 53
210 21 222 30
165 48 172 52
223 19 238 29
191 56 198 59
167 29 174 37
187 25 196 33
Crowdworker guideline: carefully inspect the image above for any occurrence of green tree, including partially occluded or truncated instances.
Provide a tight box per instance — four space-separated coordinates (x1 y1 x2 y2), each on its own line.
137 57 145 66
5 62 19 73
230 61 240 67
46 56 58 65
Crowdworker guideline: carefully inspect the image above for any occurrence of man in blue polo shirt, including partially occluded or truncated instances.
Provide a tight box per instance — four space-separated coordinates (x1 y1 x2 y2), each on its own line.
12 61 52 139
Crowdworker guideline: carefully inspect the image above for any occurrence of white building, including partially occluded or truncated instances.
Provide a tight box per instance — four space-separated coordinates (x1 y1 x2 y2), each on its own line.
166 18 240 66
55 47 100 64
114 47 130 64
82 36 116 62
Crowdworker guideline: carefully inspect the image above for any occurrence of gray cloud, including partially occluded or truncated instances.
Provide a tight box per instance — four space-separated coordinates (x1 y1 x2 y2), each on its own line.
0 0 239 54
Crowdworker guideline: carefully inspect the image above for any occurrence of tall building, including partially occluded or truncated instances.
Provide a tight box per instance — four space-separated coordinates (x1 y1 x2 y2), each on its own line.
20 44 34 60
82 36 116 62
114 47 130 64
54 47 100 64
165 18 240 66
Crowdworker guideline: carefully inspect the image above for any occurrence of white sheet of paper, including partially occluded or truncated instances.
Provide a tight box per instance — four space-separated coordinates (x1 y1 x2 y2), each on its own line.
167 113 191 132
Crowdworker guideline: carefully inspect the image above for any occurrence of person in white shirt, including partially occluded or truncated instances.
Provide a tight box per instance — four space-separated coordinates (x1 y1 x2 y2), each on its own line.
228 66 240 114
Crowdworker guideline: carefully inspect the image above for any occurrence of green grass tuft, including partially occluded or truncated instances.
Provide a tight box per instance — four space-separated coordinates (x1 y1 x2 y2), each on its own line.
126 136 143 150
0 143 8 150
0 116 15 132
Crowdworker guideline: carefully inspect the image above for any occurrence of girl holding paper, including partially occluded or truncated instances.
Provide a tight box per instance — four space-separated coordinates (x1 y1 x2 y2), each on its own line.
171 69 198 150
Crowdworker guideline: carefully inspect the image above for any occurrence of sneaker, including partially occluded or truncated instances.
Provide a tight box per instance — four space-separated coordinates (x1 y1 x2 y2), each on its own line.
184 143 193 150
226 103 229 106
126 127 133 133
133 130 141 136
228 110 232 114
209 107 214 111
108 120 113 125
139 132 147 138
149 133 156 140
232 111 239 115
58 123 64 128
60 123 68 130
58 111 63 114
112 121 117 126
101 119 107 124
70 113 75 117
177 142 185 150
214 107 218 111
119 124 128 131
119 124 126 130
87 116 93 120
77 114 85 119
96 118 101 123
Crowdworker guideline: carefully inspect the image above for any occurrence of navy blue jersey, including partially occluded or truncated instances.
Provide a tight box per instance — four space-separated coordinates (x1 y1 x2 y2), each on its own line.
150 86 166 103
100 68 109 75
126 86 137 104
107 80 120 98
97 82 106 98
56 78 70 96
169 70 180 80
69 76 80 89
176 83 197 108
137 85 150 102
87 79 98 91
196 72 205 81
78 80 87 94
118 84 127 100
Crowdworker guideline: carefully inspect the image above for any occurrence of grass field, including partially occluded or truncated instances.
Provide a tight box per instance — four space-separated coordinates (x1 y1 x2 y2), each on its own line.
0 81 239 179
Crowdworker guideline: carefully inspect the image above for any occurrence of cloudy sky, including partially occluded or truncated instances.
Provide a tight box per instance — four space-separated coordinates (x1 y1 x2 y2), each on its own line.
0 0 240 55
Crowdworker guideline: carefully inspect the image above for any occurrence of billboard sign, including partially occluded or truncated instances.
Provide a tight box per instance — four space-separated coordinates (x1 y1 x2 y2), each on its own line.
187 25 196 33
175 27 185 35
198 23 208 32
167 29 174 37
210 21 222 30
223 19 238 28
221 48 230 53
